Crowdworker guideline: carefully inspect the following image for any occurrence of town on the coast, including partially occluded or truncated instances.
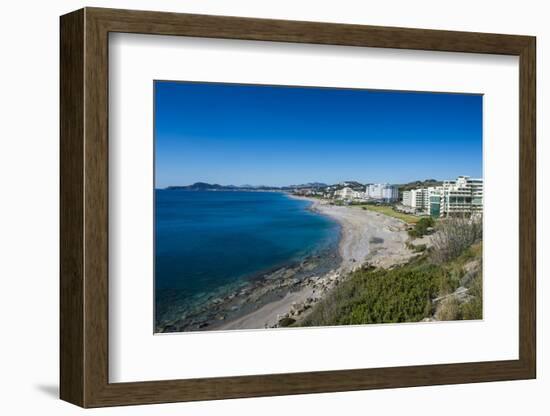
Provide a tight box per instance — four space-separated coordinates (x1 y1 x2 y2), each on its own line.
291 175 483 219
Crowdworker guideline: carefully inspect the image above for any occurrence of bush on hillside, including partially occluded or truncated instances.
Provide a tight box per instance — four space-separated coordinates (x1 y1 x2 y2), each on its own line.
436 297 462 321
461 272 483 320
300 240 483 327
408 217 434 238
301 260 440 327
430 217 482 263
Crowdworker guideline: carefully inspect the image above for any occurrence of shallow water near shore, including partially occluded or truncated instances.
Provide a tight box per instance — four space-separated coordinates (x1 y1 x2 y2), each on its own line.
155 190 341 331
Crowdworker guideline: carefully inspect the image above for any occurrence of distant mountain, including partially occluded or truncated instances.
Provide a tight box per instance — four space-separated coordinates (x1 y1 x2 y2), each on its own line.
165 180 445 193
166 182 226 191
286 182 328 190
166 182 283 191
165 182 330 191
336 181 365 190
398 179 443 193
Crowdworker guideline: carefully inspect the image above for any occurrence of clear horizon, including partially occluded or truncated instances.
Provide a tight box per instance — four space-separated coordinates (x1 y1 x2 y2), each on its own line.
155 81 483 188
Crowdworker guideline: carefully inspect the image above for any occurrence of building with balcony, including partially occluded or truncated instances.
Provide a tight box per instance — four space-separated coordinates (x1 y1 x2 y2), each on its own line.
429 176 483 217
403 176 483 218
402 188 429 212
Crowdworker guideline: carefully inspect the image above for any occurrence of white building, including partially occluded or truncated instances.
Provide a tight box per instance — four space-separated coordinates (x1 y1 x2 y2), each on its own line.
334 187 364 200
402 190 412 207
365 183 399 202
402 188 429 212
402 176 483 217
427 176 483 217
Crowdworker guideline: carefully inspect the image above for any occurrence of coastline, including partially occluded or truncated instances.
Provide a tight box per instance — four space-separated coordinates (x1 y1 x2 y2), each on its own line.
157 195 417 333
155 193 341 333
216 197 415 330
296 196 413 271
156 244 340 332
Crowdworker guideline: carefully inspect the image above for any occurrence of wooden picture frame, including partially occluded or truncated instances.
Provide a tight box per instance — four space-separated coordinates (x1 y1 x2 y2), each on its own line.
60 7 536 408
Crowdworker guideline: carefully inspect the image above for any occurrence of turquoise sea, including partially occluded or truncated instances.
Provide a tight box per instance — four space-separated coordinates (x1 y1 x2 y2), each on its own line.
154 190 340 326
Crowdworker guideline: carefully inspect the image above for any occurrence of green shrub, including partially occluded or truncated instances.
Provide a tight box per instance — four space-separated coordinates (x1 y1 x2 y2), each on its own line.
278 317 296 327
408 217 434 238
437 268 461 296
300 241 483 327
436 297 462 321
413 244 427 253
461 272 483 320
301 259 441 327
431 217 482 263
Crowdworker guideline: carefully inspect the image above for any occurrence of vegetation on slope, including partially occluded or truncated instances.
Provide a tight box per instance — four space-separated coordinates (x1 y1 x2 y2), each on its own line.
300 218 483 327
301 259 439 326
408 217 435 238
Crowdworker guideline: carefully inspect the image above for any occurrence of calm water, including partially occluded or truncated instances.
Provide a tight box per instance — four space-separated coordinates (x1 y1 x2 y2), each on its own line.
155 191 339 322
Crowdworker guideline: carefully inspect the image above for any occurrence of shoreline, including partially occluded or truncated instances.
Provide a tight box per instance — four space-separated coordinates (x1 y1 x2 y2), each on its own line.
156 244 340 332
155 193 341 332
216 197 415 330
156 195 415 333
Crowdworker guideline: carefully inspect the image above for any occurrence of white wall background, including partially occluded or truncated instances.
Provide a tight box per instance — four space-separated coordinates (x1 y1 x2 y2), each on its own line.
0 0 546 414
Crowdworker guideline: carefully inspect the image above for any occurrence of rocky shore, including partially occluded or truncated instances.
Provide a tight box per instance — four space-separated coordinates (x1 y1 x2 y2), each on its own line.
156 247 341 332
157 197 419 333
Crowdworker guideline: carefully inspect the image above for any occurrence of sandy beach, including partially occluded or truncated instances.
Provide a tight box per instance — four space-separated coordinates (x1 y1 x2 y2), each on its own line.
215 197 415 331
310 199 412 271
156 196 417 333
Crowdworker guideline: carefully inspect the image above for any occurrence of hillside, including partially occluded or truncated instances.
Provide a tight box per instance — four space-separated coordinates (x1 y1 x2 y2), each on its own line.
300 242 482 326
397 179 443 193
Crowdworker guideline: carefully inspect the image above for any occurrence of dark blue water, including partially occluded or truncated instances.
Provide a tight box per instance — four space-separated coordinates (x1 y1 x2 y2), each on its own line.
155 191 339 322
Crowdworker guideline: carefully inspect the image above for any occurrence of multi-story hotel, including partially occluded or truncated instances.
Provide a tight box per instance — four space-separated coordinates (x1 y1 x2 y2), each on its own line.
436 176 483 217
334 187 363 200
402 188 429 211
334 183 399 202
365 183 399 202
402 176 483 218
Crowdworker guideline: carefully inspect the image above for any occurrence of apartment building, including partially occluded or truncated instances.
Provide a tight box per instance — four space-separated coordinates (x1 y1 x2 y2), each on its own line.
334 187 363 200
402 188 428 212
365 183 399 202
436 176 483 217
402 176 483 217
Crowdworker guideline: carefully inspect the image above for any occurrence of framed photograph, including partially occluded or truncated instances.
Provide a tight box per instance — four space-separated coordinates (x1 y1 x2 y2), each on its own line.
60 7 536 407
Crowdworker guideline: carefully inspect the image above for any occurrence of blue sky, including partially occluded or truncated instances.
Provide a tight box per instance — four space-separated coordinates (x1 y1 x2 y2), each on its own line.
154 81 482 188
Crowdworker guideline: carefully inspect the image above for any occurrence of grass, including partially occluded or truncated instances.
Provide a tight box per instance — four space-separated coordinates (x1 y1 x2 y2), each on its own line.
354 204 426 224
